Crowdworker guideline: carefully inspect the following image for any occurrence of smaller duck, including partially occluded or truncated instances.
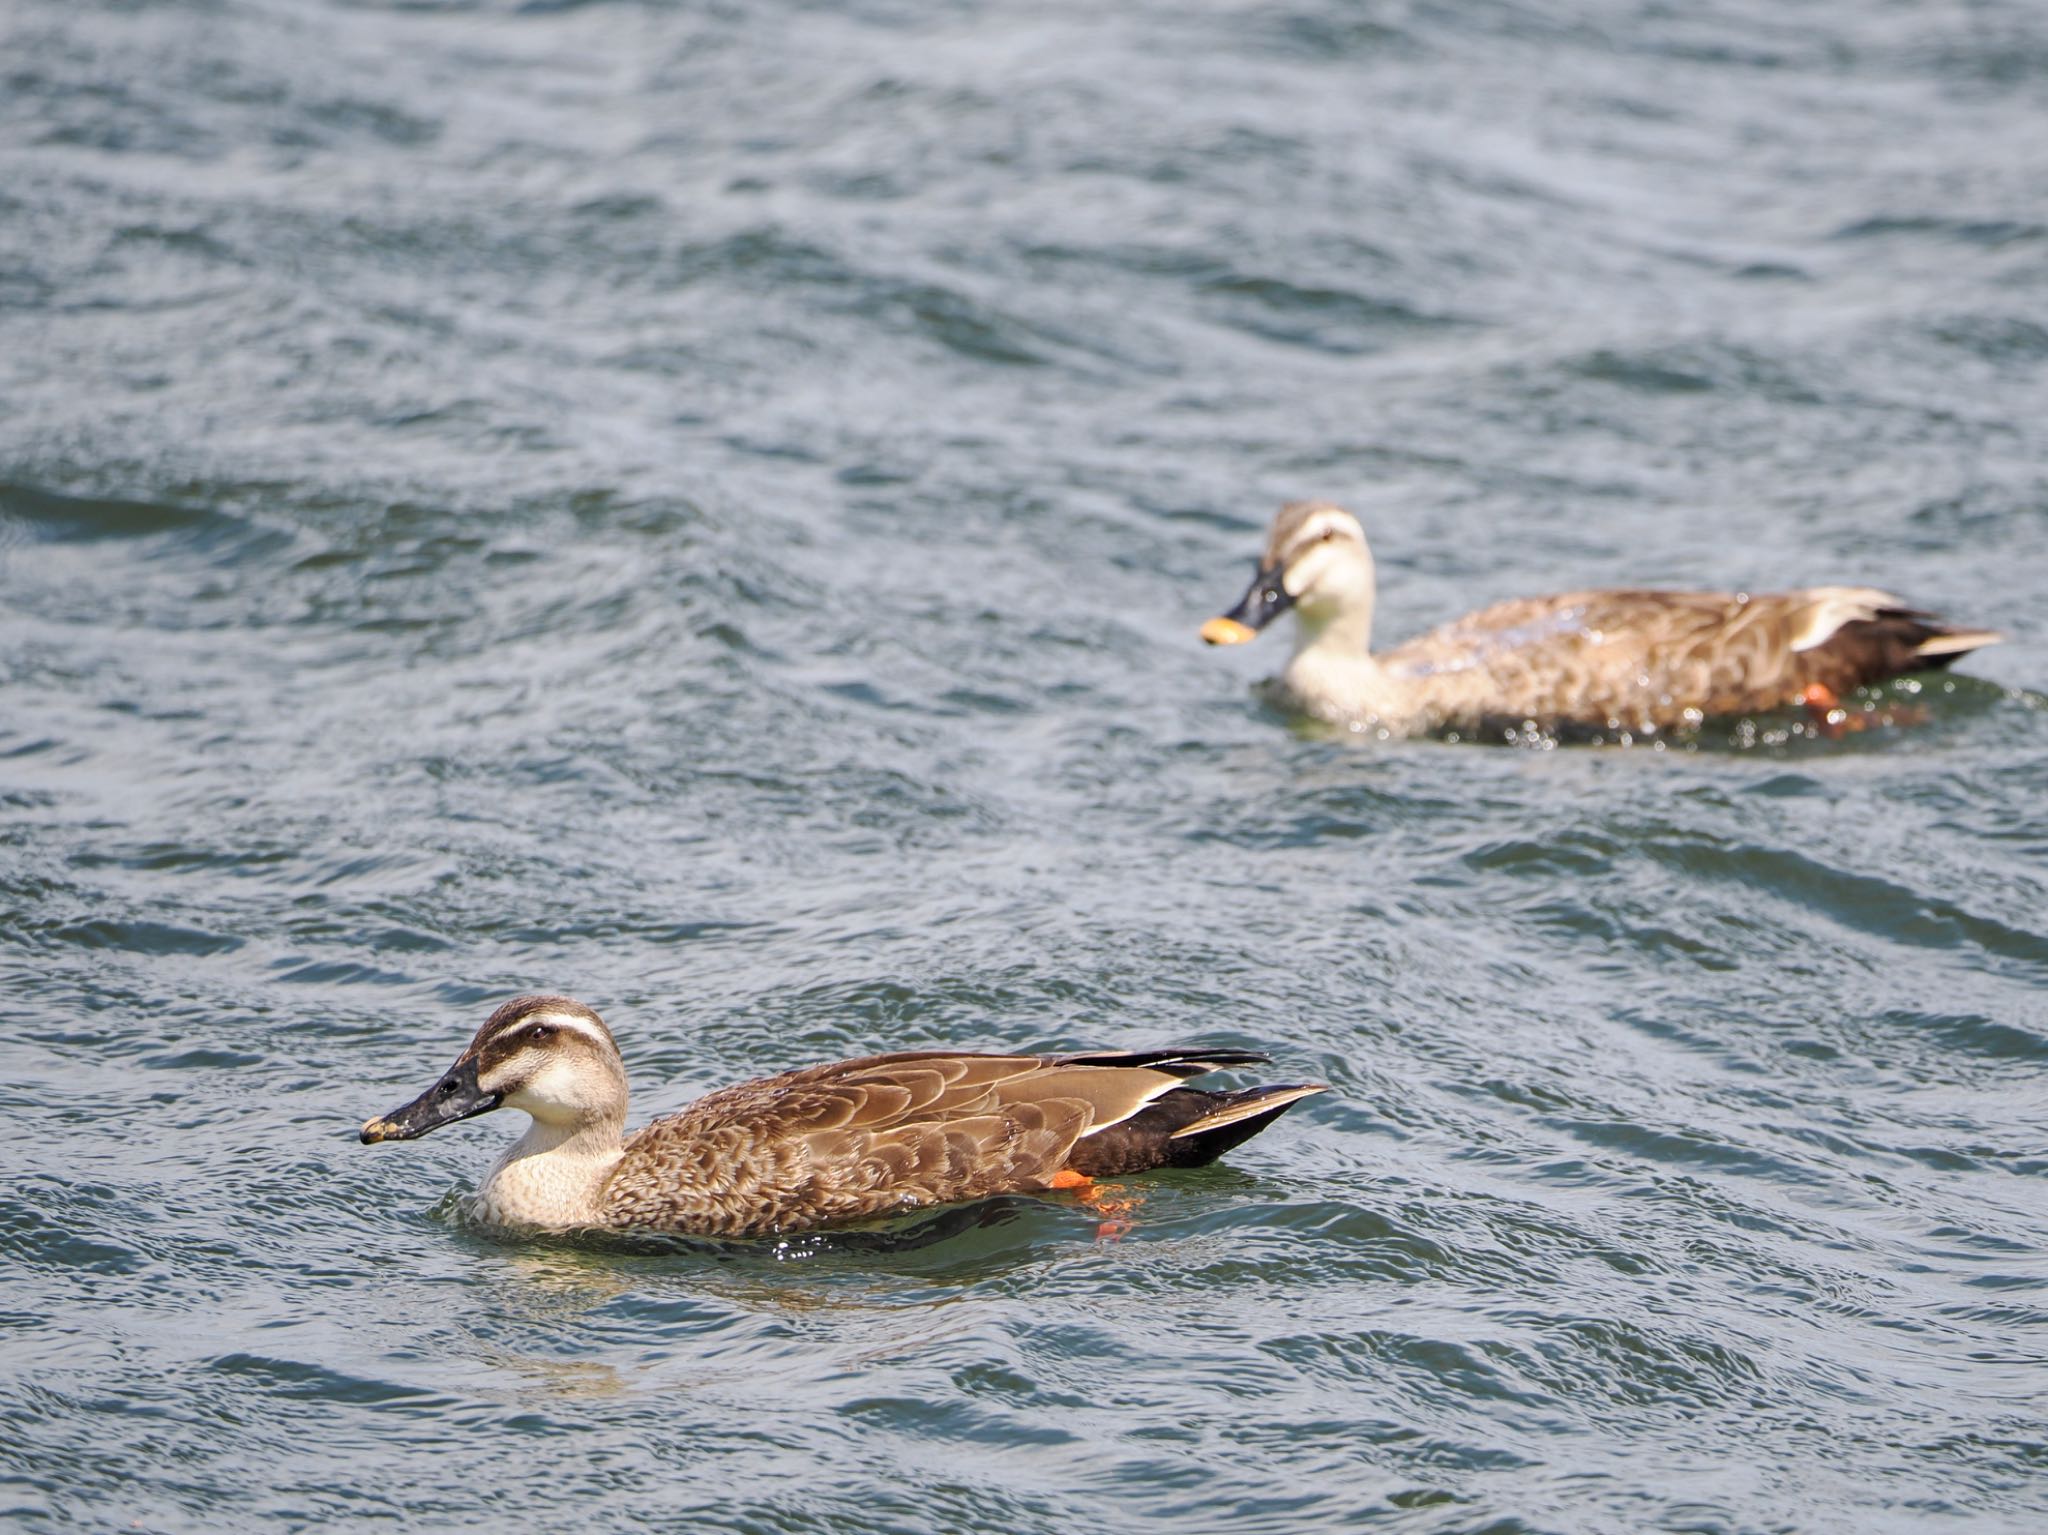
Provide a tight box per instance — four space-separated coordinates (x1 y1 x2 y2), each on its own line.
360 995 1325 1238
1202 501 2002 741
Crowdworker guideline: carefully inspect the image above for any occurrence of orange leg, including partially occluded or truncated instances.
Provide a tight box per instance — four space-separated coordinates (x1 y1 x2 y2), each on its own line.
1802 682 1932 736
1801 682 1853 738
1046 1168 1144 1239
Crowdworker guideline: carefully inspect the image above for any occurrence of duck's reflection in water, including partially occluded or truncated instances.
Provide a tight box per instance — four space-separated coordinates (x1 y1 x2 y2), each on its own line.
451 1196 1069 1398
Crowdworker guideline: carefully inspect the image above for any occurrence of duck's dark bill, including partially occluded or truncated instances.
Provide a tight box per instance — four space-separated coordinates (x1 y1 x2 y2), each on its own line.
359 1057 501 1144
1201 566 1293 645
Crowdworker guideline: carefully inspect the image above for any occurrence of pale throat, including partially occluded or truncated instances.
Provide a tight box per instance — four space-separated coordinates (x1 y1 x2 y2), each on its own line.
1282 590 1414 726
1289 589 1375 659
473 1113 625 1229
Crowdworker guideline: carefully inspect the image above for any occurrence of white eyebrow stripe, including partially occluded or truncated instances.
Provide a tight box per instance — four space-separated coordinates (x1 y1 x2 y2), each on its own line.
508 1012 612 1051
1286 510 1359 556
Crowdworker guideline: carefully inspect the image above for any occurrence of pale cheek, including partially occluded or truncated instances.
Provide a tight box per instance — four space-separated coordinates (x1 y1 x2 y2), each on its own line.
1286 546 1361 601
1285 557 1334 603
512 1087 565 1118
1300 556 1372 607
502 1066 578 1117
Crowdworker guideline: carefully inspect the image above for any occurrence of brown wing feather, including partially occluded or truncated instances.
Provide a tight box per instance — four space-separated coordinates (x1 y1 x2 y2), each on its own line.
599 1051 1208 1237
991 1064 1186 1130
1380 586 1993 732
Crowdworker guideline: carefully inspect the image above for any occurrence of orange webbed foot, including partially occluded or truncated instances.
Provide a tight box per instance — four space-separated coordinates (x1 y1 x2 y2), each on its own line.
1081 1182 1143 1241
1801 683 1854 737
1046 1168 1143 1239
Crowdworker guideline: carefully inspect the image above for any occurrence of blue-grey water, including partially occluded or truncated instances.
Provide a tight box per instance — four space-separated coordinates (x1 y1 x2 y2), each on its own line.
4 2 2047 1532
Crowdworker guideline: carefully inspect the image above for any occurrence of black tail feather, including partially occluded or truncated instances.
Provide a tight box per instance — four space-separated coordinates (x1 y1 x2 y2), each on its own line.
1069 1082 1322 1176
1163 1086 1324 1167
1054 1046 1271 1079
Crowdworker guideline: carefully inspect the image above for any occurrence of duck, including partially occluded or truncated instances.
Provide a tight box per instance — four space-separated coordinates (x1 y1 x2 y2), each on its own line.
359 994 1326 1238
1201 500 2002 741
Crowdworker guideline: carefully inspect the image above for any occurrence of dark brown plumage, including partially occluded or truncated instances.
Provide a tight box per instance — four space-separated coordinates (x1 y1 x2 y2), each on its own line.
360 997 1326 1238
1204 501 2003 739
1381 586 1998 734
604 1046 1324 1237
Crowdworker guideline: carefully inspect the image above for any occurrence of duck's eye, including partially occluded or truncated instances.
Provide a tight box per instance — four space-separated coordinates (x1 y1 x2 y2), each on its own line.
529 1023 555 1041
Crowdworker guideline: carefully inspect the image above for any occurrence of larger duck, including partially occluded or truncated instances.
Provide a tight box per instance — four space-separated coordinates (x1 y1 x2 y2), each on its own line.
1202 501 2001 740
360 995 1324 1238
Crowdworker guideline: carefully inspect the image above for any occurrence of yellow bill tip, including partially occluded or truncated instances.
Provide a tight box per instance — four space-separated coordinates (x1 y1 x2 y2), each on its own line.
1200 616 1257 647
360 1118 391 1143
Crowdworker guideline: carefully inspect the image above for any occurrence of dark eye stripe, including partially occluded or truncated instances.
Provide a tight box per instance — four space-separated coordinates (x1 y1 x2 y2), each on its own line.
477 1020 564 1072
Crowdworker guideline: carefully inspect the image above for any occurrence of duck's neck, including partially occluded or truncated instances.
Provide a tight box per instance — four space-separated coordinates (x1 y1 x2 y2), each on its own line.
472 1114 625 1230
1282 598 1415 730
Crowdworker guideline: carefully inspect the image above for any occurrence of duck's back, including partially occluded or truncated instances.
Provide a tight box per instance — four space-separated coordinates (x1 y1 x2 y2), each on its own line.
591 1045 1321 1238
1381 586 1990 734
597 1051 1089 1237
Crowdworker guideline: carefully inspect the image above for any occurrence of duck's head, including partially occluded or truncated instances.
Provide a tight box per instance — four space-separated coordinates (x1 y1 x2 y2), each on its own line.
359 994 628 1145
1201 500 1375 646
